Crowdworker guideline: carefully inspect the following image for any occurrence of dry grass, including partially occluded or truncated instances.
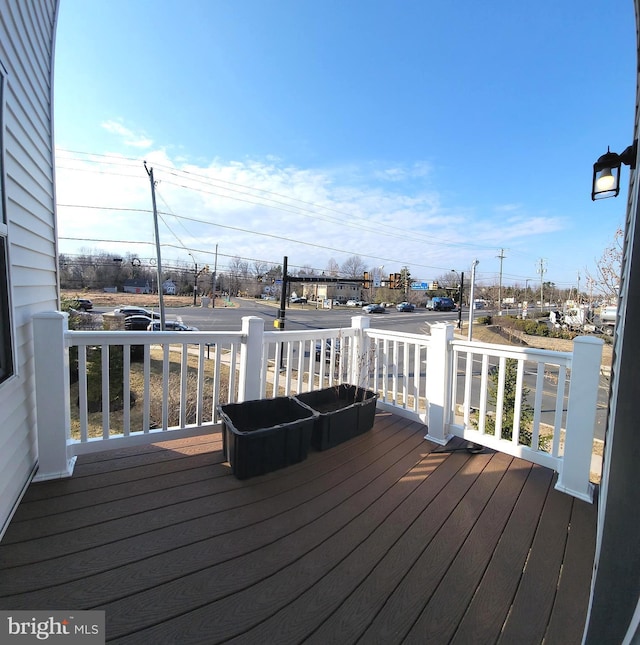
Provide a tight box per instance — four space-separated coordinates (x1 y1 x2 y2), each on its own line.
61 288 239 310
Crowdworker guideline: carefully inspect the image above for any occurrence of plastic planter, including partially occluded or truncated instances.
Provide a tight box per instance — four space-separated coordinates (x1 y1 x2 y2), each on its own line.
295 384 378 451
218 397 317 479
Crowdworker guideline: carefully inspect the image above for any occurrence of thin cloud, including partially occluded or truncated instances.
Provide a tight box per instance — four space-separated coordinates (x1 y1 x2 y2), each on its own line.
101 120 154 149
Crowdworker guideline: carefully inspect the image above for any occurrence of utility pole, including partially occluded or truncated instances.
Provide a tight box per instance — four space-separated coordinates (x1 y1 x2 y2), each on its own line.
211 243 218 308
144 162 165 330
191 258 198 306
497 248 506 312
537 259 547 311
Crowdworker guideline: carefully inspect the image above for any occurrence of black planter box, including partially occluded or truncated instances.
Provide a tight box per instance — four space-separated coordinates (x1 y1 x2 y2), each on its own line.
218 397 317 479
295 384 378 451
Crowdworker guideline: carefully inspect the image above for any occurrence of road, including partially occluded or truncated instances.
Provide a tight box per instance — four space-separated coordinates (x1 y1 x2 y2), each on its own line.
162 298 461 333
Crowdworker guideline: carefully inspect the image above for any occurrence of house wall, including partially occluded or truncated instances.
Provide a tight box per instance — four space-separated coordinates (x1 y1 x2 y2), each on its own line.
0 0 59 537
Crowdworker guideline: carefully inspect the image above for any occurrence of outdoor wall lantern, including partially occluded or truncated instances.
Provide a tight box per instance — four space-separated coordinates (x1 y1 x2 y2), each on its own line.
592 140 637 200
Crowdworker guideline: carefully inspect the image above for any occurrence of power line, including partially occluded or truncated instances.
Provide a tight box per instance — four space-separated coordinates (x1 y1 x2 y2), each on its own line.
55 148 503 253
56 204 464 273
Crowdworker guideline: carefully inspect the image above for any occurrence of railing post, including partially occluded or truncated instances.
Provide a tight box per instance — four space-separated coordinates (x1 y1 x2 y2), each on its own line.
351 315 371 388
32 312 77 481
425 323 454 445
555 335 604 503
238 316 264 402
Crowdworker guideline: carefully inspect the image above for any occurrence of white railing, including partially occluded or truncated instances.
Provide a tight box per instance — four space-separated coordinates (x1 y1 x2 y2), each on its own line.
261 327 357 399
69 329 243 442
32 313 603 501
449 339 572 470
365 327 431 421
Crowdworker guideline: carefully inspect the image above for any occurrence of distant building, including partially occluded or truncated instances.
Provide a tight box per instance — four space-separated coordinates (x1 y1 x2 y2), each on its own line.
123 279 151 294
311 282 362 304
163 280 176 295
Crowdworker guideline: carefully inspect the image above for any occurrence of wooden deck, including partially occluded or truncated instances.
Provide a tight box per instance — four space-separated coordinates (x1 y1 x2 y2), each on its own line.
0 411 597 644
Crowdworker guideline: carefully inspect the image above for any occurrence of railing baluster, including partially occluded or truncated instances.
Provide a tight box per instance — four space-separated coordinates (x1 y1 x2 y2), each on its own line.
180 343 188 429
296 339 304 393
143 345 151 432
162 344 170 431
78 345 88 442
196 344 205 426
463 350 474 428
494 355 506 439
552 364 567 457
512 359 525 445
531 362 544 448
123 345 131 436
212 346 222 422
101 345 110 440
478 354 489 435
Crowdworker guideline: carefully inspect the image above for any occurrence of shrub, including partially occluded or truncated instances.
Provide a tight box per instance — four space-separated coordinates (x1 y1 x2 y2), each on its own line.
477 315 492 325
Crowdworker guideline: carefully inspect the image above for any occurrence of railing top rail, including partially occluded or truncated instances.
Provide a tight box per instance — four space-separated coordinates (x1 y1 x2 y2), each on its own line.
65 329 245 346
365 328 431 344
451 338 572 363
263 327 356 342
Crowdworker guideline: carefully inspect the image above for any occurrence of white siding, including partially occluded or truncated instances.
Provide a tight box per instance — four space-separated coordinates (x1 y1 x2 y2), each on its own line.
0 0 59 537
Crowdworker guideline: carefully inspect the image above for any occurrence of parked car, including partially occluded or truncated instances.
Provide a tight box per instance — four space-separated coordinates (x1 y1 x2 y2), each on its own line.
124 315 155 331
148 321 199 332
362 303 385 314
346 300 365 307
396 302 415 312
290 297 307 304
71 298 93 311
113 306 161 319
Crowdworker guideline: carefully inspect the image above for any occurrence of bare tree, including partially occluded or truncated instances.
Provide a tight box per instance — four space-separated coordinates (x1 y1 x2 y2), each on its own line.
341 255 366 278
586 227 623 301
433 272 459 290
325 258 340 276
252 261 268 280
227 256 248 296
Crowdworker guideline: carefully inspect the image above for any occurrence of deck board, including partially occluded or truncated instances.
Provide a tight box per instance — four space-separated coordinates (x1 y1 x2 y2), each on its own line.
450 463 554 644
0 411 597 644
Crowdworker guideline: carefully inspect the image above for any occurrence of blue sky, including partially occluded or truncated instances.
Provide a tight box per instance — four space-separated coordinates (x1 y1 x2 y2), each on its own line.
53 0 636 291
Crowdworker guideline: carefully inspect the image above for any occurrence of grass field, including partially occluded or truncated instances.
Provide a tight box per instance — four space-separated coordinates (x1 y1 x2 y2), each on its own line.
62 288 201 309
